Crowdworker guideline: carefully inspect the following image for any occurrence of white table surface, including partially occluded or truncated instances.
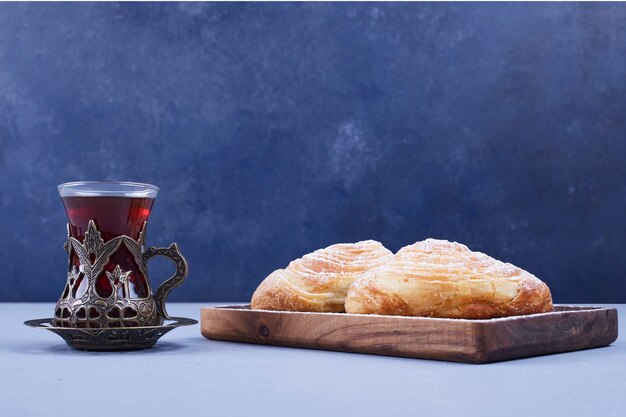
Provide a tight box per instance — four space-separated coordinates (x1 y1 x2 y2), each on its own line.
1 303 624 417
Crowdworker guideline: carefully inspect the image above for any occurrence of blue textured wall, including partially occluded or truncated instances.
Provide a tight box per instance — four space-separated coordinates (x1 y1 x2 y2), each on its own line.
1 3 625 302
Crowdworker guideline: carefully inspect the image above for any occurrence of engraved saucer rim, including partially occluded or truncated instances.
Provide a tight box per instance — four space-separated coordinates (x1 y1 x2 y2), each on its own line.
24 316 198 330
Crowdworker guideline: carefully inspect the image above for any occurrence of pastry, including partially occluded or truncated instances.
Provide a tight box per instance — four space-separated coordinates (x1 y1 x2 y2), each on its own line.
251 240 394 312
345 239 552 319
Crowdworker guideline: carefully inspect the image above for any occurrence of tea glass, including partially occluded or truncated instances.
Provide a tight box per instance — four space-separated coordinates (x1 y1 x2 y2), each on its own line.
55 181 188 329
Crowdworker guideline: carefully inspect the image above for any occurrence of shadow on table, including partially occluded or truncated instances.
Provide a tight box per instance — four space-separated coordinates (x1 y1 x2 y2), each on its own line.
8 337 212 356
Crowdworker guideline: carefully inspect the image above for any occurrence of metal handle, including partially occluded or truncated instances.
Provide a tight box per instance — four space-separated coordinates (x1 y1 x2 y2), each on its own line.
143 243 188 320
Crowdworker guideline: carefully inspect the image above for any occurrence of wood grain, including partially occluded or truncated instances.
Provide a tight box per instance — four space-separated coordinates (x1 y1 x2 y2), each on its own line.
200 305 618 363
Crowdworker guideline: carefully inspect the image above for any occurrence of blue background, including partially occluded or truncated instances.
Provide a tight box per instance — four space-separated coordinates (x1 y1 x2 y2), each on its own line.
1 3 625 302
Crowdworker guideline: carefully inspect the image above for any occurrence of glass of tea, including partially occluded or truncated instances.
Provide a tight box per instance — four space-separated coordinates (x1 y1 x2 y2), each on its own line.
55 181 188 329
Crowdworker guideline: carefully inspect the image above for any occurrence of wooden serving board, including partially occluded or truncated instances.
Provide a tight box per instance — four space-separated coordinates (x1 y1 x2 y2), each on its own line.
201 305 618 363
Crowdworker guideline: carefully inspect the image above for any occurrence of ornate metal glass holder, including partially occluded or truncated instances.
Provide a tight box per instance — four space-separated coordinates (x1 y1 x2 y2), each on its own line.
26 220 197 351
56 220 183 328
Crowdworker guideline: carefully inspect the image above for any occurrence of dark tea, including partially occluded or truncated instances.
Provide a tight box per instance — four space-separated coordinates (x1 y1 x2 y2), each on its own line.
62 196 154 241
61 196 155 301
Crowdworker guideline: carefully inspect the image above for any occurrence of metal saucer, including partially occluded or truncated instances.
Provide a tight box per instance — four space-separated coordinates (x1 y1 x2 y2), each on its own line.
24 317 198 351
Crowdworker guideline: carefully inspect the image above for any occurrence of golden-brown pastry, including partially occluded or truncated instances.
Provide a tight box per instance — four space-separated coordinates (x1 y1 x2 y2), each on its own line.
345 239 552 319
251 240 394 312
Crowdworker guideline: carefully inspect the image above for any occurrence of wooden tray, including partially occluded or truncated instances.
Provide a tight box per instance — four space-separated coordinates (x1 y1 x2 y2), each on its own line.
201 304 618 363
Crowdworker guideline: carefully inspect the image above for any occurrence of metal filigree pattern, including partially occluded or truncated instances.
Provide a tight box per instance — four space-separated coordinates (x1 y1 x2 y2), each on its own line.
55 220 189 330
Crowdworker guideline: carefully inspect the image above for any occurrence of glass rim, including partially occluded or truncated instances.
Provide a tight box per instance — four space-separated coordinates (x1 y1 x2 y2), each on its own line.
58 181 159 198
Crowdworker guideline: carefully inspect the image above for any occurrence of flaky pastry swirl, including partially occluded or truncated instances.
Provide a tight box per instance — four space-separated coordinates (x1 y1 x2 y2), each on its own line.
251 240 393 312
345 239 553 319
